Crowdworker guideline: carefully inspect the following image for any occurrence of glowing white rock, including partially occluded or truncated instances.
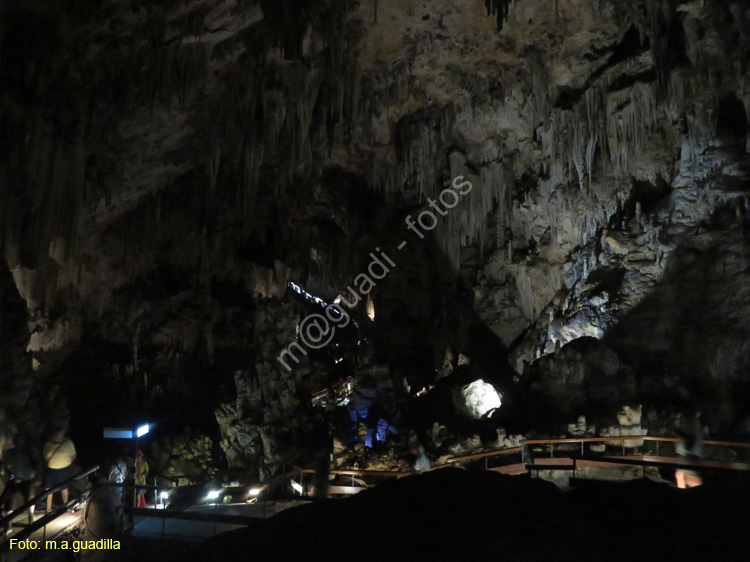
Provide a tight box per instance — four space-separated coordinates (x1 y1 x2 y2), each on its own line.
461 379 502 419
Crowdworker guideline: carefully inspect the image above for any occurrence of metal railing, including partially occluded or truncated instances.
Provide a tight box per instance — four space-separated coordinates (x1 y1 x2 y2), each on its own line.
114 504 271 540
0 465 99 553
526 453 750 481
290 434 750 495
522 434 750 459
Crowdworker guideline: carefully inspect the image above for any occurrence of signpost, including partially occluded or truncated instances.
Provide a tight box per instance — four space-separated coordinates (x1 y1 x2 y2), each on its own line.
103 428 134 439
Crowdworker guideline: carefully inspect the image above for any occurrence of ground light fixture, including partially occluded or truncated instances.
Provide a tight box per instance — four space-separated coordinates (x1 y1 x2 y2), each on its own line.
159 490 170 509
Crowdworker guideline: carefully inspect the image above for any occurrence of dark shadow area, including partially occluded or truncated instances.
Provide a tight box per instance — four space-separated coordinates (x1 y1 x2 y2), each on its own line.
186 468 750 562
628 176 673 216
716 94 748 151
605 221 750 435
512 337 636 432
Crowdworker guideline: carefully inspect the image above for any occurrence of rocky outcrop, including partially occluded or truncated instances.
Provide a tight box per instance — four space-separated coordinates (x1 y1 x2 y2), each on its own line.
151 432 215 485
215 299 330 477
520 338 636 422
0 260 37 448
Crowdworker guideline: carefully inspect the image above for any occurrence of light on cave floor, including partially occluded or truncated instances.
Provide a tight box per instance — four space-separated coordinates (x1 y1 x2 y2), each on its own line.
462 379 502 419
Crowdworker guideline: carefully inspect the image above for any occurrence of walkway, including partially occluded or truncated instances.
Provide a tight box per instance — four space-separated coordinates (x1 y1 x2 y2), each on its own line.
1 509 84 562
3 434 749 558
294 434 750 494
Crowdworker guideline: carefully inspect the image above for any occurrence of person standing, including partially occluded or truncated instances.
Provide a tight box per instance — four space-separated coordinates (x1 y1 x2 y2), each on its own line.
413 445 431 473
134 450 149 508
675 410 704 488
1 434 41 534
44 428 77 513
107 454 127 485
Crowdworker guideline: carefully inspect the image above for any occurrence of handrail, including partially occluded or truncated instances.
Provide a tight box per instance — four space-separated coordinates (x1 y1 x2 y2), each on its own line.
446 446 523 463
294 434 750 480
0 465 99 549
568 454 750 472
296 468 409 478
0 493 85 548
0 465 99 527
117 506 265 526
98 482 164 491
523 436 653 445
691 438 750 448
521 435 750 447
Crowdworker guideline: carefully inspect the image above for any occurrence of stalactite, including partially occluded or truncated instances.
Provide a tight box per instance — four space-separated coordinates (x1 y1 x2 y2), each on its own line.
149 41 211 107
604 82 657 172
585 131 598 190
242 142 263 229
572 117 585 191
531 52 548 126
205 146 221 227
645 0 679 86
485 0 514 32
518 271 535 322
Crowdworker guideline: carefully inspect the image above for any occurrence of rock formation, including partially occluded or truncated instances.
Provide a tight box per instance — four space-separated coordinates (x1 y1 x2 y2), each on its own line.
1 0 750 473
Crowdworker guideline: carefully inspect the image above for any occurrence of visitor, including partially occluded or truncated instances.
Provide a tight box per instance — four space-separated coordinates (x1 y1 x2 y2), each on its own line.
675 410 704 489
107 454 127 485
1 434 41 534
134 449 149 507
44 428 77 513
413 445 430 473
311 414 332 498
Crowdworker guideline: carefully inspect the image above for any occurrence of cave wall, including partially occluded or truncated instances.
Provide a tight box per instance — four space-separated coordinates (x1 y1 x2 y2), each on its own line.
0 258 37 447
1 0 750 468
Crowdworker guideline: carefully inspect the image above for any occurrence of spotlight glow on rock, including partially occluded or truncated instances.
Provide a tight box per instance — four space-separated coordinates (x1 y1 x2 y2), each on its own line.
462 379 502 419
